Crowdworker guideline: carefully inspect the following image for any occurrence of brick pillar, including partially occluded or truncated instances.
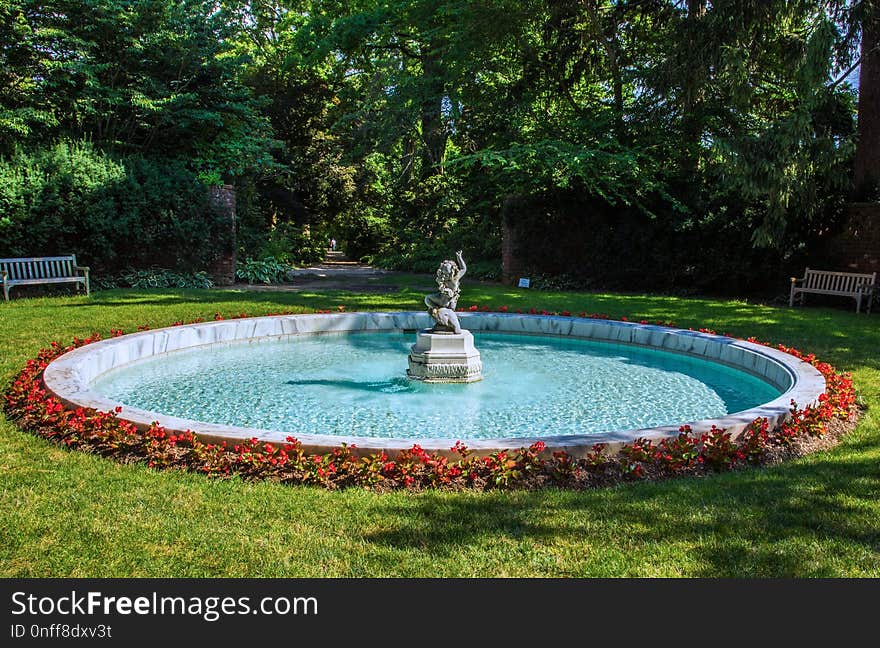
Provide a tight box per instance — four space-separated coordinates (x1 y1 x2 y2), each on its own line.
208 184 236 286
834 203 880 274
501 194 524 285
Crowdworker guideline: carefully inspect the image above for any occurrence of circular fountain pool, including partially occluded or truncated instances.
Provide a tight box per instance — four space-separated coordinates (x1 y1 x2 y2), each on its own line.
42 312 826 457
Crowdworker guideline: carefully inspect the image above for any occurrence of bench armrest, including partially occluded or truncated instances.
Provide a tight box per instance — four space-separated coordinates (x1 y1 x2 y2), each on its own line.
75 266 90 274
790 276 802 285
1 270 6 280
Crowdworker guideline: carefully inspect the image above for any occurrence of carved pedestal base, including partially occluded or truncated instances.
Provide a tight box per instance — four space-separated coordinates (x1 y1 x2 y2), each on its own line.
407 329 483 383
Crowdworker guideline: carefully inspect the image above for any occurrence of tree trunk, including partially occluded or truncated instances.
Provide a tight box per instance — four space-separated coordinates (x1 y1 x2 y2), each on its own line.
419 49 447 178
680 0 707 182
401 132 416 184
853 7 880 199
605 22 625 141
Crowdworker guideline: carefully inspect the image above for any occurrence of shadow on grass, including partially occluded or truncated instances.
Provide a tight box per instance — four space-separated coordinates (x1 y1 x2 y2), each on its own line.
53 289 419 310
362 438 880 576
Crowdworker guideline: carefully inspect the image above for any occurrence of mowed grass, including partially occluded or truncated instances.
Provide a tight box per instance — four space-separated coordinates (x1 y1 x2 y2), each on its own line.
1 283 879 577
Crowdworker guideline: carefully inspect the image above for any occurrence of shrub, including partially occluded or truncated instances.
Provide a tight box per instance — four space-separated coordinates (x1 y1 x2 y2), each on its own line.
0 140 230 273
96 269 214 290
262 222 326 266
235 257 290 284
371 245 501 280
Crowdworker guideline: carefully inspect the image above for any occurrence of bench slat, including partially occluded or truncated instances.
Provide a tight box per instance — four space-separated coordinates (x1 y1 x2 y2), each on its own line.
6 277 85 286
0 256 79 263
805 269 873 279
799 287 865 296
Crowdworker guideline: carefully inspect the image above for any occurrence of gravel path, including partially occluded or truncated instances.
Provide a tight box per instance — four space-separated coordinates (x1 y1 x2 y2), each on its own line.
225 251 424 293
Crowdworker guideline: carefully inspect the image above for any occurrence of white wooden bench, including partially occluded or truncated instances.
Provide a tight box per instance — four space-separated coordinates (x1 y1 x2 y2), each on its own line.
1 255 90 301
789 268 876 314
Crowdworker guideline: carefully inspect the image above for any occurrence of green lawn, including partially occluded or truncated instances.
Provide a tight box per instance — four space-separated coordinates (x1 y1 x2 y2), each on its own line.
1 284 878 577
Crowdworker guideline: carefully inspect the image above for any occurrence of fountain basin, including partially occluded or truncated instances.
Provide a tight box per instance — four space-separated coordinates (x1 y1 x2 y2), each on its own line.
42 312 825 457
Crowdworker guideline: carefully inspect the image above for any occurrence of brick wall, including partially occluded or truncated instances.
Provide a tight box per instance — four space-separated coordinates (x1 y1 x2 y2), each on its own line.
500 195 524 285
833 202 880 275
207 185 237 286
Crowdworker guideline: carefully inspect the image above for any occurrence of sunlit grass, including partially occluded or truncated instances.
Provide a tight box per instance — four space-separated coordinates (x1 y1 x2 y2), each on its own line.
1 286 878 577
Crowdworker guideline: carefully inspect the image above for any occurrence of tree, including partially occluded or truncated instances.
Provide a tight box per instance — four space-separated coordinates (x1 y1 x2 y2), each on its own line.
0 0 274 180
853 0 880 198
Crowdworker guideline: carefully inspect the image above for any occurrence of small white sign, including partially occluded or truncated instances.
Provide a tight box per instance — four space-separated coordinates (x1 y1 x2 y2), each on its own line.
518 277 531 288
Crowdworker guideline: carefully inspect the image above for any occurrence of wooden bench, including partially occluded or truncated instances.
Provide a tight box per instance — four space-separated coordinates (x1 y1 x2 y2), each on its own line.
789 268 876 314
1 255 90 301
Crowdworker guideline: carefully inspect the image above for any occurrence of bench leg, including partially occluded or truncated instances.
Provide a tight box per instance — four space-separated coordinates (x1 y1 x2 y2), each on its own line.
2 281 8 302
856 293 862 314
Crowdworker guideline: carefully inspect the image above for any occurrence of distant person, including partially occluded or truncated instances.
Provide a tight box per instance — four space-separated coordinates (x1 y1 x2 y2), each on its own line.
330 238 337 251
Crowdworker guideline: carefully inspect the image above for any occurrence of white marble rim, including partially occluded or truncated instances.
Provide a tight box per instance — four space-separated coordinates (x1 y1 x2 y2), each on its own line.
41 312 826 458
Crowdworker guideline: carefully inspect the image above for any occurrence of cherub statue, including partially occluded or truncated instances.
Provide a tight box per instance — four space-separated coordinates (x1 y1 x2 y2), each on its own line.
425 251 467 334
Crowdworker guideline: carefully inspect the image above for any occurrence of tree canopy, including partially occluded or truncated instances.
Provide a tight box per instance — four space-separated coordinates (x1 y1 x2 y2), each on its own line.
1 0 874 291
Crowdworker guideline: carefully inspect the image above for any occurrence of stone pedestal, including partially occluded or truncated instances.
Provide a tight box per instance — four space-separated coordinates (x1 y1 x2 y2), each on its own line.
407 329 483 383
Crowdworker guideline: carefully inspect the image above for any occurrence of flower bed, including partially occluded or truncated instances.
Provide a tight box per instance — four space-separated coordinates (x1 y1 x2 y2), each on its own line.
3 308 857 491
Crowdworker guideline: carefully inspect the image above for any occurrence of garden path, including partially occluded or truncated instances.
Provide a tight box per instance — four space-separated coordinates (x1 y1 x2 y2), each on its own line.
227 250 415 293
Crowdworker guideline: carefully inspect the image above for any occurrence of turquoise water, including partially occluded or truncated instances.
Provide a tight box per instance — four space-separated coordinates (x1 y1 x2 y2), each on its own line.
92 332 782 440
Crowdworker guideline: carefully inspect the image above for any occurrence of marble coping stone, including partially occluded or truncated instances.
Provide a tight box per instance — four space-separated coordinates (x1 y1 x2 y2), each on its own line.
42 312 826 459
